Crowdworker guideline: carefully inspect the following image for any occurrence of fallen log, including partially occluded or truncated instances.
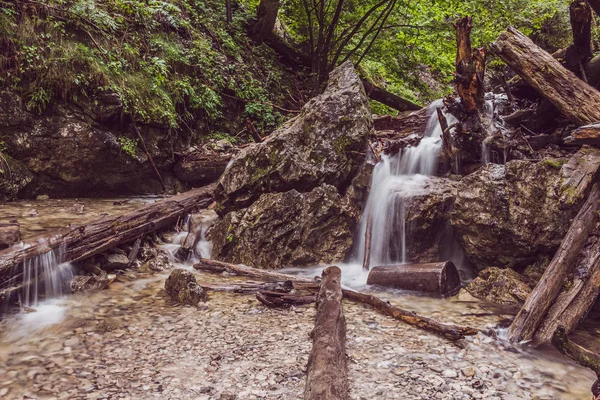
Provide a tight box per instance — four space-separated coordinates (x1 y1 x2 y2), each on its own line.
552 326 600 398
507 183 600 343
193 258 478 340
0 184 215 286
361 78 420 112
565 124 600 145
304 266 347 400
366 262 461 296
489 27 600 126
256 291 316 308
533 222 600 344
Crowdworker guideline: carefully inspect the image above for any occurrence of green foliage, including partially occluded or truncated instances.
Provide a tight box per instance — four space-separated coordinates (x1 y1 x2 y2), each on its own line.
117 136 138 157
0 0 293 135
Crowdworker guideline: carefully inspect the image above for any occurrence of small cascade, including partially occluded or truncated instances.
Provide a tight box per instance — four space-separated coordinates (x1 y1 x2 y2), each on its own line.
354 100 465 273
481 94 509 166
161 210 218 263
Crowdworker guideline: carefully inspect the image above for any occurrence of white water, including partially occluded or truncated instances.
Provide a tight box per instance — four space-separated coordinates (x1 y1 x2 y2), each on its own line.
354 100 458 269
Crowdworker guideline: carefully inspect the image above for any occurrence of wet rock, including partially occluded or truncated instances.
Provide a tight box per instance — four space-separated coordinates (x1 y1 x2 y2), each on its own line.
465 267 531 306
70 273 116 293
101 253 129 271
0 148 33 200
214 61 373 214
21 208 38 217
164 269 207 305
139 251 171 272
0 222 20 249
210 185 360 268
68 203 85 214
172 152 232 186
451 147 600 270
36 194 49 200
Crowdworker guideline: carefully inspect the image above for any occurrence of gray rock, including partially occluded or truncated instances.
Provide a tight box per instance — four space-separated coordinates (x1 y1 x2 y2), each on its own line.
102 253 129 271
164 269 207 306
465 267 531 306
451 147 600 270
210 185 359 268
214 61 373 214
70 273 116 293
139 251 171 272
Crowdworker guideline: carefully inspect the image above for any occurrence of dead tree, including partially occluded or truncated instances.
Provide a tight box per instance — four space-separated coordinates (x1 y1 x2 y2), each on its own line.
490 27 600 126
194 258 478 340
454 17 486 113
508 183 600 343
0 184 215 289
304 266 348 400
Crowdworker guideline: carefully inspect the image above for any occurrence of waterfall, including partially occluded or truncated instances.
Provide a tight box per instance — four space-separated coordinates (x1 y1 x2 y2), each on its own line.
354 100 458 268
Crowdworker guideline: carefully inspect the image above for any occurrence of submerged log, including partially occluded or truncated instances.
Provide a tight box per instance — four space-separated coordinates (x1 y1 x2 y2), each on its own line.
508 183 600 343
565 124 600 145
552 326 600 398
489 27 600 126
304 266 347 400
367 262 461 296
193 258 478 340
0 184 215 284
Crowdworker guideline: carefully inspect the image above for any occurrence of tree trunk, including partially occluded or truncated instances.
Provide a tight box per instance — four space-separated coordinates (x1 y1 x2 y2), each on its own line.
193 258 479 340
454 17 486 113
552 326 600 398
489 27 600 126
362 213 373 271
252 0 280 42
565 0 593 72
507 183 600 343
226 0 232 23
366 262 461 296
0 184 215 286
589 0 600 17
565 124 600 145
304 266 348 400
361 78 421 112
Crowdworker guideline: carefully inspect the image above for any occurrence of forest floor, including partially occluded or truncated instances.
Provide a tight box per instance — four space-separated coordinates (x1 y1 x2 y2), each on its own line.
0 264 594 400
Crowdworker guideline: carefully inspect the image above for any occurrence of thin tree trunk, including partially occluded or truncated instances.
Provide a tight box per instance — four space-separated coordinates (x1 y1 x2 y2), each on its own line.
362 213 373 271
226 0 232 23
508 183 600 343
304 266 348 400
565 0 593 72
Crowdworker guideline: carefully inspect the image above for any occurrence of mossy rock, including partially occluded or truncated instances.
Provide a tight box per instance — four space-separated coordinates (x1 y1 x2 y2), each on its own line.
165 269 207 306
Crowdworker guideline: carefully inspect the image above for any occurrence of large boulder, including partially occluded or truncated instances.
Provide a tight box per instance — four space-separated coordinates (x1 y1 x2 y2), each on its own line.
214 61 372 214
210 62 373 269
465 267 531 306
210 185 360 268
164 269 207 306
451 147 600 270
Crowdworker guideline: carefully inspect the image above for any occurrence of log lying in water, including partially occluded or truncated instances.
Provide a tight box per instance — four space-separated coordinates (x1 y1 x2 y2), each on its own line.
194 258 478 340
508 183 600 343
0 184 215 285
552 326 600 398
367 262 461 296
304 266 348 400
489 27 600 126
565 124 600 146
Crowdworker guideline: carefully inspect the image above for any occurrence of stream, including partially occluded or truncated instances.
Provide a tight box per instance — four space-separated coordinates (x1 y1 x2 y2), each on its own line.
0 103 596 399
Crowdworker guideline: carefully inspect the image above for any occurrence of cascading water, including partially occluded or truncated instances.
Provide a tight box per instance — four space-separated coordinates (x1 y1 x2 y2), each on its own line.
354 100 460 269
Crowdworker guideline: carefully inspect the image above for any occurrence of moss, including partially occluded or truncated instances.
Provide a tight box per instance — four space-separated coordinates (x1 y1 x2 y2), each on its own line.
561 185 582 206
333 136 351 154
542 158 567 169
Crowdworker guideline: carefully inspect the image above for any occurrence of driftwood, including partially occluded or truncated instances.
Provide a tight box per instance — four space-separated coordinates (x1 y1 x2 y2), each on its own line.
257 291 316 308
193 258 478 340
565 124 600 145
304 266 347 400
508 183 600 343
366 262 461 296
533 222 600 344
0 222 20 250
0 184 215 288
552 326 600 398
127 237 142 267
490 27 600 126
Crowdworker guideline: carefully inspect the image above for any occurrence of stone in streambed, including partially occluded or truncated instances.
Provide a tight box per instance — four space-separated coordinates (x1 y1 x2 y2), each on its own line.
164 269 207 306
465 267 531 306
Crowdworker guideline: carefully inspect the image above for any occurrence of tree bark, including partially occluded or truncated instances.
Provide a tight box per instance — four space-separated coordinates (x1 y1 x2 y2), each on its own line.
0 184 215 286
454 17 486 113
565 0 593 72
361 78 421 112
533 224 600 344
252 0 280 42
193 258 479 340
589 0 600 17
366 262 461 296
565 124 600 145
304 266 348 400
226 0 232 23
489 27 600 126
507 183 600 343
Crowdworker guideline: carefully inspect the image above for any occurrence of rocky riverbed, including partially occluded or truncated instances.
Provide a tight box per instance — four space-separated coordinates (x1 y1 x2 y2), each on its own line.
0 264 594 400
